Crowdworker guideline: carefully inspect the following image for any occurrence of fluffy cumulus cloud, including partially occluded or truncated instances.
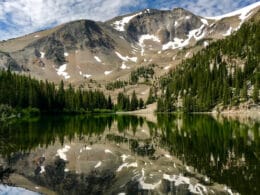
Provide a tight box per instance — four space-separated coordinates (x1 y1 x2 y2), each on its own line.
0 0 258 40
0 0 138 40
141 0 259 16
178 0 258 16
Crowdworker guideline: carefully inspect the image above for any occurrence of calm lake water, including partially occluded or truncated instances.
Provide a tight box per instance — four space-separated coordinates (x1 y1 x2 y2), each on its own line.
0 114 259 195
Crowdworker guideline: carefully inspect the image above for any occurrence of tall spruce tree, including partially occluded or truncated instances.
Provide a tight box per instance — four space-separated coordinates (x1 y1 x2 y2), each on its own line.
130 90 138 111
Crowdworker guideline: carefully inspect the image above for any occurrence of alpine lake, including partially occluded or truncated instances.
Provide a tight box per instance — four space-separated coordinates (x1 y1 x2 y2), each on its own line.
0 113 259 195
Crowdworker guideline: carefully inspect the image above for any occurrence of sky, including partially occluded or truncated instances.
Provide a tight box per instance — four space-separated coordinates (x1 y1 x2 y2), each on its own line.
0 0 259 40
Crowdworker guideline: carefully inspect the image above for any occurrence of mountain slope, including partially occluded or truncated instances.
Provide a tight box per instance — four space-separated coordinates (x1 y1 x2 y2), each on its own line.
158 16 260 112
0 3 259 86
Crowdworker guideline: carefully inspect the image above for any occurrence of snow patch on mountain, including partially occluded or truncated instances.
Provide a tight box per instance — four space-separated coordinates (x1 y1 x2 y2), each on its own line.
40 52 45 59
105 149 113 154
121 62 130 70
138 168 161 190
115 51 137 62
94 56 102 63
40 166 45 174
94 161 102 168
56 64 70 80
164 65 171 70
162 24 206 50
117 162 138 172
139 34 160 56
204 41 209 47
163 174 208 194
223 27 233 36
56 145 71 161
113 12 142 31
143 9 151 14
201 18 209 25
185 52 190 58
121 154 130 162
79 71 91 78
104 71 112 75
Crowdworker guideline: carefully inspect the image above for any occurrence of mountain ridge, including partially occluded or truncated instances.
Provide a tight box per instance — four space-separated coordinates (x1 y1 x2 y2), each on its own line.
0 3 259 105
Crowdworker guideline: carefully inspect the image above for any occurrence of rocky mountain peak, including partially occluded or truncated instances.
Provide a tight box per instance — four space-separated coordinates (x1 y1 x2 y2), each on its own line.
0 3 259 85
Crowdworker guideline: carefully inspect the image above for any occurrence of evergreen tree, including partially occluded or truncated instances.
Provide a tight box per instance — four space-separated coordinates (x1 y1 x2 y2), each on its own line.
57 80 65 111
158 21 260 112
241 82 248 101
0 69 113 113
146 88 155 105
130 91 138 111
253 83 259 103
139 98 144 109
107 95 113 110
157 98 165 112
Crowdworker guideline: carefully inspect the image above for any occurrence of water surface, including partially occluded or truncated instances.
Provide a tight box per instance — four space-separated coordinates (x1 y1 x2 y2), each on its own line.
0 114 259 194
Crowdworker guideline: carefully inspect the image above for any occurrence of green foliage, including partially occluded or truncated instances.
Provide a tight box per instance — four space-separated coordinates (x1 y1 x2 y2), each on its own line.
159 21 260 112
21 107 40 117
253 78 259 103
117 91 143 111
106 80 128 90
0 69 114 113
0 104 16 120
146 88 156 105
117 92 130 111
130 64 155 84
130 91 138 111
156 98 165 112
139 98 144 109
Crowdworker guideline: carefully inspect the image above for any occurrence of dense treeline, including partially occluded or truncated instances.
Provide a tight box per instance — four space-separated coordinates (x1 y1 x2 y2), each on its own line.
0 69 113 113
117 91 144 111
106 80 128 91
158 21 260 112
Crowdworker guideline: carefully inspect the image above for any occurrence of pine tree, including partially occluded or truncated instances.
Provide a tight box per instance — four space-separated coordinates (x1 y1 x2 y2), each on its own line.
107 95 113 110
241 82 248 101
0 69 113 113
146 88 155 105
130 91 138 111
253 83 259 103
157 98 165 112
158 21 260 112
117 92 124 111
57 80 65 111
139 98 144 109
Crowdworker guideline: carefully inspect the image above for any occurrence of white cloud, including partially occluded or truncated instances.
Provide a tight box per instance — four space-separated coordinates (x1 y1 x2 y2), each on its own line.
0 0 138 40
0 0 258 40
179 0 255 17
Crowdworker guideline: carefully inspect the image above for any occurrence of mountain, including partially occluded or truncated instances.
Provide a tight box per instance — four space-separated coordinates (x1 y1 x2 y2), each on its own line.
0 2 259 103
158 14 260 112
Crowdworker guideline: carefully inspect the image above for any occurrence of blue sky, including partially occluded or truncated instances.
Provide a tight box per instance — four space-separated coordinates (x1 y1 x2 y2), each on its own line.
0 0 259 40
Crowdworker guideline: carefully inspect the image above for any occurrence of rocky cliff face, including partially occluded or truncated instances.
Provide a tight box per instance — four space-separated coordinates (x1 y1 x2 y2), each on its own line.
0 3 259 85
0 51 22 71
123 8 202 42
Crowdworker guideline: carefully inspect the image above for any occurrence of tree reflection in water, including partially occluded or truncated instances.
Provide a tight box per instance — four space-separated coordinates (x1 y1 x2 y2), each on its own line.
0 114 259 194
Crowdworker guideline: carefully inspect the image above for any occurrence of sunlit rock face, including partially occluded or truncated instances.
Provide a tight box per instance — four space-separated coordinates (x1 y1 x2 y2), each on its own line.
125 8 202 42
0 4 259 84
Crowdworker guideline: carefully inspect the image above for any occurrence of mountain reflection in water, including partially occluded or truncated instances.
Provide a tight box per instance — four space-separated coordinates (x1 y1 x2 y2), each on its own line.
0 114 259 195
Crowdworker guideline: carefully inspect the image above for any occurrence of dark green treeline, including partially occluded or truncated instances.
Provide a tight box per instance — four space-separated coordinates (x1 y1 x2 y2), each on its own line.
0 69 113 113
117 91 144 111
